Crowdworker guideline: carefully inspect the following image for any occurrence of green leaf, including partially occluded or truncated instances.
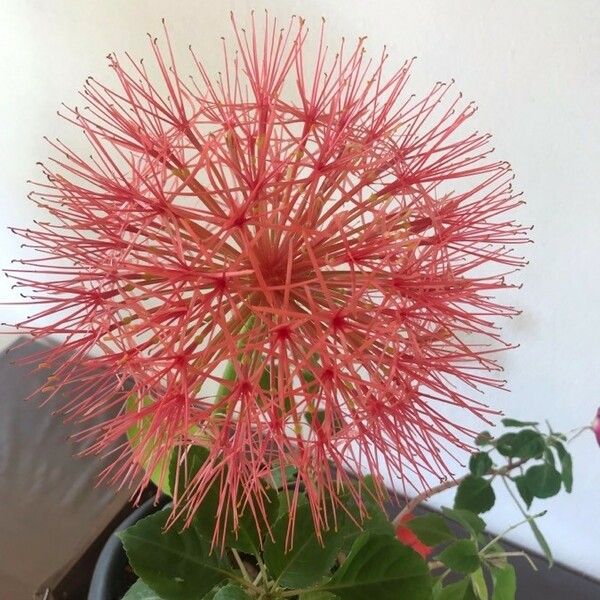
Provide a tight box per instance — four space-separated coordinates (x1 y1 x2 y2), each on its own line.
168 446 209 500
299 593 339 600
544 447 556 467
406 514 454 546
496 430 545 459
554 442 573 493
441 507 486 537
470 567 488 600
501 418 539 428
216 360 237 400
434 577 474 600
469 453 493 477
339 508 395 553
263 501 343 588
119 509 232 600
169 446 279 554
338 481 395 553
319 533 432 600
221 486 280 553
270 465 298 489
475 432 494 447
454 476 495 514
513 475 533 508
258 365 274 391
276 490 309 520
465 584 478 600
528 516 553 565
491 564 516 600
213 584 252 600
123 580 165 599
495 433 517 457
304 408 344 434
511 430 545 460
525 464 562 498
438 540 481 573
126 394 172 495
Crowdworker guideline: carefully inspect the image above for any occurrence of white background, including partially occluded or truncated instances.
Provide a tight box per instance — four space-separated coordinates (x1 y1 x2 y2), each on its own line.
1 0 598 578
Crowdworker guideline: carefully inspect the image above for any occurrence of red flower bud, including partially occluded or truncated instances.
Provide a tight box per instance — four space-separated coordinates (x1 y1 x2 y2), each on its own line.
593 408 600 446
395 513 433 558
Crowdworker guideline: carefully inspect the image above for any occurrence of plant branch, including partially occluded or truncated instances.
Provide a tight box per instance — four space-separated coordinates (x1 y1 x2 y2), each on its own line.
480 510 546 555
231 548 253 583
391 458 527 527
485 550 538 567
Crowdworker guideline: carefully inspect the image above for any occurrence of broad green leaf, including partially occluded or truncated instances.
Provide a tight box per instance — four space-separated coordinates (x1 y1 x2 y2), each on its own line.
454 476 495 514
299 592 339 600
525 464 562 498
339 507 394 553
475 432 494 447
513 475 533 508
320 533 432 600
434 577 473 600
469 453 493 477
511 430 545 460
169 446 279 554
263 501 343 588
213 584 252 599
528 516 553 565
304 408 344 434
491 564 516 600
470 567 488 600
210 485 280 554
276 490 309 520
338 481 395 552
216 360 237 400
465 584 478 600
119 509 232 600
270 465 298 489
554 442 573 493
438 540 481 573
406 513 454 546
259 365 274 391
257 368 294 414
501 418 539 428
442 507 486 536
168 445 209 500
123 579 165 599
126 394 172 495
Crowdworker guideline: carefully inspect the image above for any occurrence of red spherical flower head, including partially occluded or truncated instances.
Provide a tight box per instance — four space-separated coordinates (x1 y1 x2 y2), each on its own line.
395 513 432 558
6 13 529 544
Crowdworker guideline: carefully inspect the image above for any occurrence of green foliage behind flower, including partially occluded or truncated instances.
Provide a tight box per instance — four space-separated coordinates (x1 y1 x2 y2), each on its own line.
118 418 576 600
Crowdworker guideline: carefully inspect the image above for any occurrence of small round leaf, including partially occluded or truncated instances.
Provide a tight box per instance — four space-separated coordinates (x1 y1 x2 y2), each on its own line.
454 476 495 514
438 540 481 574
469 453 493 477
526 464 562 499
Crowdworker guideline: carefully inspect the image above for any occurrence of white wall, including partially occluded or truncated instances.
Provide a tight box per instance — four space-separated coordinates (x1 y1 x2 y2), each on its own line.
1 0 599 578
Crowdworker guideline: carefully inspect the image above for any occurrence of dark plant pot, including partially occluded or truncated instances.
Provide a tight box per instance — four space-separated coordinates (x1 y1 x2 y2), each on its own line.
88 496 164 600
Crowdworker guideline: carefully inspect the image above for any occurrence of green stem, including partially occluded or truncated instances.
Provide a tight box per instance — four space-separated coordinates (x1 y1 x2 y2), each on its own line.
231 548 252 583
480 511 546 554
